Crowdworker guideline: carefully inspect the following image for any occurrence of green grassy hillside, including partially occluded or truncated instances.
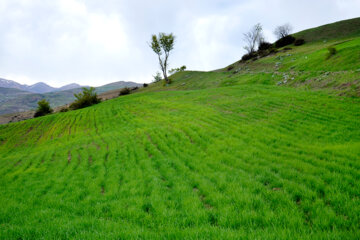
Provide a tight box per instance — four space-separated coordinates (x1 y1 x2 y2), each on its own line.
294 17 360 42
1 85 360 239
1 19 360 239
138 35 359 98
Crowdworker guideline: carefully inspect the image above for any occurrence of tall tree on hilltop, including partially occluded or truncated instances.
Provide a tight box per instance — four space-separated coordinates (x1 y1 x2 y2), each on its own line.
149 33 175 84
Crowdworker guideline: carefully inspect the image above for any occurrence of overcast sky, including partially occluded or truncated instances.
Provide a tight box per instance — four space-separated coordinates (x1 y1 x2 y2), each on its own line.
0 0 359 87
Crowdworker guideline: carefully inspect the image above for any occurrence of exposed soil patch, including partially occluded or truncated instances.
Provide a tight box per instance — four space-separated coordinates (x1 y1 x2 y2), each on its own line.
67 151 72 164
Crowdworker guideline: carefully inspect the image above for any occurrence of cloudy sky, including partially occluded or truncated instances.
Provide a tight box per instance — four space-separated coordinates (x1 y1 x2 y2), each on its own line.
0 0 359 87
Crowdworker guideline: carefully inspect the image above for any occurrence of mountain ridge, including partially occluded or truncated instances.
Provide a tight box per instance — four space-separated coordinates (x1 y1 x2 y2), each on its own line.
0 78 82 93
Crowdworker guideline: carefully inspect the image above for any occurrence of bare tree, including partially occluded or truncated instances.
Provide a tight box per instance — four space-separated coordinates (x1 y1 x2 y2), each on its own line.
274 24 293 39
149 33 175 84
243 23 264 54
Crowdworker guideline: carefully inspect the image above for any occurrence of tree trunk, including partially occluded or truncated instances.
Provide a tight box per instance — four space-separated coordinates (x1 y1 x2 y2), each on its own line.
163 72 169 84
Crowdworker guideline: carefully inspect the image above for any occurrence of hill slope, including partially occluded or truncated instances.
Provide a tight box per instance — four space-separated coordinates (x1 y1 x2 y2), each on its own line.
294 17 360 42
0 84 359 239
0 19 360 239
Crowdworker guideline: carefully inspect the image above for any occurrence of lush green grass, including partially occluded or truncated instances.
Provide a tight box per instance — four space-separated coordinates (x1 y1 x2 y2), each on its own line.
0 83 359 239
1 18 360 239
294 17 360 42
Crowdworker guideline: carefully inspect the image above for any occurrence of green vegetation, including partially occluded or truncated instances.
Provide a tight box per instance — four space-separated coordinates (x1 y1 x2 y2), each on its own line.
69 87 101 110
150 33 175 84
0 18 360 239
326 46 337 59
119 87 131 96
294 17 360 42
0 84 359 239
34 99 53 118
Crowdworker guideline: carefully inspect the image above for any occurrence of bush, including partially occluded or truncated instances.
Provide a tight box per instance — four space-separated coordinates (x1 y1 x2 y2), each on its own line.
69 87 101 110
131 86 139 91
241 52 257 61
153 72 162 82
162 78 172 86
227 65 234 71
59 107 68 112
294 39 305 46
119 87 131 96
326 47 337 59
275 35 296 48
143 83 148 87
34 99 53 117
258 42 272 51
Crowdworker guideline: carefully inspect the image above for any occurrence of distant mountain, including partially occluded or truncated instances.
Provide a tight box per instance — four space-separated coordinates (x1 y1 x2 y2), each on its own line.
0 81 141 115
0 78 83 93
96 81 141 93
57 83 82 91
0 78 26 90
27 82 56 93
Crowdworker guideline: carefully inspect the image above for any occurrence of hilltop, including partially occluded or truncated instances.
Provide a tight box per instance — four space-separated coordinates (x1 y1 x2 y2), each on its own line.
294 17 360 42
0 18 359 239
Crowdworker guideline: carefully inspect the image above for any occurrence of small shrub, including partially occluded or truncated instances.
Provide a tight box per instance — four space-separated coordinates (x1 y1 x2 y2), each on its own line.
258 42 272 51
59 107 69 112
143 83 148 87
119 87 131 96
162 78 172 86
227 65 234 71
275 35 296 48
326 47 336 59
153 72 162 82
294 39 305 46
34 99 53 117
241 52 257 61
70 87 101 110
131 86 139 91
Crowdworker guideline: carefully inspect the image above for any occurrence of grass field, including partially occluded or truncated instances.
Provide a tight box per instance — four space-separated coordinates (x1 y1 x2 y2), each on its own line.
0 83 359 239
1 18 360 239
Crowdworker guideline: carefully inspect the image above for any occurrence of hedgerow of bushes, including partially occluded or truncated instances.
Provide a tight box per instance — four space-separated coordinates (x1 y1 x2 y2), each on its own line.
241 35 305 62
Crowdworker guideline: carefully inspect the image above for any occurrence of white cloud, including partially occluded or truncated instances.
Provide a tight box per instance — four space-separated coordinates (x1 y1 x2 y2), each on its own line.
0 0 358 87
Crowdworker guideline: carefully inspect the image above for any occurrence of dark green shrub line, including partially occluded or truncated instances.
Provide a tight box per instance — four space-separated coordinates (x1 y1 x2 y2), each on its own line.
241 35 304 62
275 35 296 48
119 87 131 96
